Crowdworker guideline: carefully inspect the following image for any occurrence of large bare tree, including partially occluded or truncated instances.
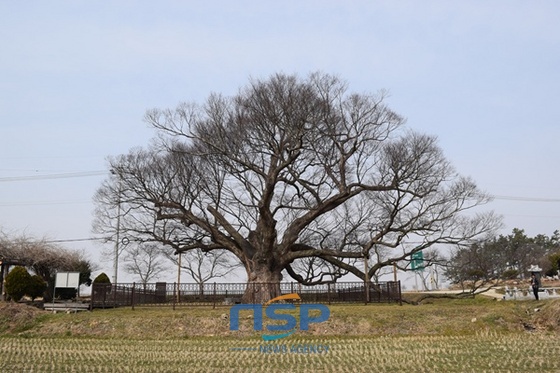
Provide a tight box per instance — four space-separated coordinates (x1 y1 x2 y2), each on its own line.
93 72 500 303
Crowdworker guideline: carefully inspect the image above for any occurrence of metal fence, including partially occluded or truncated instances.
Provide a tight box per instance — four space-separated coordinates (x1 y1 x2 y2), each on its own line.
91 281 401 309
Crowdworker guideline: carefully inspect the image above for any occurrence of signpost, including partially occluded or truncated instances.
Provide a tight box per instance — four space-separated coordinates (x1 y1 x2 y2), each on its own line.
55 272 80 289
411 251 424 291
411 251 424 271
51 272 81 312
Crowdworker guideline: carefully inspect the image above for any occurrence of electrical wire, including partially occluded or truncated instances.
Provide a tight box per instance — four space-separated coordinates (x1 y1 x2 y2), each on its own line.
491 195 560 203
45 238 105 243
0 171 107 182
1 171 557 203
0 200 91 207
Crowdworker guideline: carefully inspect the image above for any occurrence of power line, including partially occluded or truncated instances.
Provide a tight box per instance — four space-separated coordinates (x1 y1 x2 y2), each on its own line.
503 213 560 219
0 200 91 207
0 171 107 182
45 238 106 243
491 195 560 203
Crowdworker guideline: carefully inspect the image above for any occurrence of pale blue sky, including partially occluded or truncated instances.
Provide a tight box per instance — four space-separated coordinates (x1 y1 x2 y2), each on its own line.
1 1 559 281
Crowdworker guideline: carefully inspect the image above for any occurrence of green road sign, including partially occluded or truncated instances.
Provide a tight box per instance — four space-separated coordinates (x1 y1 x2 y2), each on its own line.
411 251 424 271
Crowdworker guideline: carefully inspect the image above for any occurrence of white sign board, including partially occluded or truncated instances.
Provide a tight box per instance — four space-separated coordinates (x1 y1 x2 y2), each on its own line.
55 272 80 288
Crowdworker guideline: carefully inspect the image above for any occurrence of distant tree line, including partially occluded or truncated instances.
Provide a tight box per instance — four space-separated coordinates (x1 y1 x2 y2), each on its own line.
443 228 560 293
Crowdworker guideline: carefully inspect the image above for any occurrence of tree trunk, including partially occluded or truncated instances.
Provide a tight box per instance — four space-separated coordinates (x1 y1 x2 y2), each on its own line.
242 265 283 304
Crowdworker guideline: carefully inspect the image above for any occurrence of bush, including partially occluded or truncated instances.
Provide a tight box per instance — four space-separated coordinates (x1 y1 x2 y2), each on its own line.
4 266 32 302
93 272 111 284
27 275 47 301
92 272 112 298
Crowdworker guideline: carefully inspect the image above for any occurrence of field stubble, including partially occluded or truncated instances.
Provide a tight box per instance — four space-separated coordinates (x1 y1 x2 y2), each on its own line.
1 297 560 372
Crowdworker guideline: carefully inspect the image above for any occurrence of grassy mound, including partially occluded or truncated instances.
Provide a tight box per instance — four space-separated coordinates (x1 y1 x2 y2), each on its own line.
533 299 560 331
3 297 560 339
0 302 45 333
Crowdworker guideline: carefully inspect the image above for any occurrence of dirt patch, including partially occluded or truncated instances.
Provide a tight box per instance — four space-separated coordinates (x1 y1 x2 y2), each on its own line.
0 302 46 333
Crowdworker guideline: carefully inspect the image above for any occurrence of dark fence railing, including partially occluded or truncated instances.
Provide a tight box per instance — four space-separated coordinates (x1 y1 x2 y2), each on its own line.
91 281 401 309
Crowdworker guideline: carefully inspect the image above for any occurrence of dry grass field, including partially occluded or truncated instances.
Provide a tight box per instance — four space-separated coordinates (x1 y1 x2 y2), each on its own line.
1 296 559 372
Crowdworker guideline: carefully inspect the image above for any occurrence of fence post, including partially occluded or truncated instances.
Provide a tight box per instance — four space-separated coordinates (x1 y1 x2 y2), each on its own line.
102 284 107 309
131 282 136 311
327 283 331 305
213 282 217 309
113 281 117 307
176 280 181 304
172 282 177 310
91 283 96 309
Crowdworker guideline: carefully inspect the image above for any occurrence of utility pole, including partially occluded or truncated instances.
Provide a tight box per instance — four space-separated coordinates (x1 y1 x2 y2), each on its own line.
176 252 182 303
111 169 122 286
364 249 370 304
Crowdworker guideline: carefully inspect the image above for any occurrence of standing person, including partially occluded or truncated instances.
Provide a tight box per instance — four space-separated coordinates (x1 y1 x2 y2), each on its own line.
530 273 540 300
